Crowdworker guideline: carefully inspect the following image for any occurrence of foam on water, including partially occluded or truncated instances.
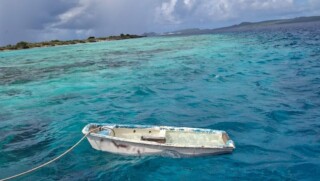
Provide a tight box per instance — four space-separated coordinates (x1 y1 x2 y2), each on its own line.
0 25 320 180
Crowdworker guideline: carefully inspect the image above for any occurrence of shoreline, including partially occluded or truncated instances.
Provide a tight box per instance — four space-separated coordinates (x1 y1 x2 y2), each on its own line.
0 34 145 52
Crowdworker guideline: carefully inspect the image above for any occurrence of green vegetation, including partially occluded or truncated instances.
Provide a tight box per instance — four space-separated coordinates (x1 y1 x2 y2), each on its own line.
87 36 96 42
16 41 29 49
0 34 145 51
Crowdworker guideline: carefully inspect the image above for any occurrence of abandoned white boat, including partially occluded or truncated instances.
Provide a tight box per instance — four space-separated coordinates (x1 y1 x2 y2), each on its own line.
82 123 235 157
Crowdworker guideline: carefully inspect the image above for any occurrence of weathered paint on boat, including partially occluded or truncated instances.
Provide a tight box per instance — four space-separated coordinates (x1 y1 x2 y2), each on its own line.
82 123 235 157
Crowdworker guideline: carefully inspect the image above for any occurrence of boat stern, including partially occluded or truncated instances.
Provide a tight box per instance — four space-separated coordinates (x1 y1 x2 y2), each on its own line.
226 140 235 149
221 132 236 150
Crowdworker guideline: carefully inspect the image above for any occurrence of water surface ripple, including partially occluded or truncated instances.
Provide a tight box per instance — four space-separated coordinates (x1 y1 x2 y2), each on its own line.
1 27 320 180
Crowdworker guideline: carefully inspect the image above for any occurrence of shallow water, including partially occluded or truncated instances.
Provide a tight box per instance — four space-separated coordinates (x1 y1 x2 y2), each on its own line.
1 26 320 180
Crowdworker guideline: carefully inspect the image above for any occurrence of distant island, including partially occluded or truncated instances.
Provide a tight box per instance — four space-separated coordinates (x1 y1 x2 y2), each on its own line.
0 34 144 51
162 15 320 36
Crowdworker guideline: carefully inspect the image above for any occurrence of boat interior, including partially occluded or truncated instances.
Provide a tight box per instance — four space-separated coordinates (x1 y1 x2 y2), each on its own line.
92 126 229 147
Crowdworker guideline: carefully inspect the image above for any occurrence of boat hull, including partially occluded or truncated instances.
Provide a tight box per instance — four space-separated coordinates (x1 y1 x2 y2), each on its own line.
86 135 234 157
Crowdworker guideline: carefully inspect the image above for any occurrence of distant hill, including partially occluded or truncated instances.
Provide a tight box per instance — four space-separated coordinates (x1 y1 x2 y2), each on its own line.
163 28 201 35
163 16 320 36
141 32 158 37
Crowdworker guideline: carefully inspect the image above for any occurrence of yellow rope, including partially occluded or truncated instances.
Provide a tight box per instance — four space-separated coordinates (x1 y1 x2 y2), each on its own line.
1 128 97 181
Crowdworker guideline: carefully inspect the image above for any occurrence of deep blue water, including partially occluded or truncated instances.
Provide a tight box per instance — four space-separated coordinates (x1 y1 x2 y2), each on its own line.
1 27 320 180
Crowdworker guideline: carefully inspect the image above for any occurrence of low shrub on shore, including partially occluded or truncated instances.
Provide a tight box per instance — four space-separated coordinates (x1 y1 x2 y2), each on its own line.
0 34 144 51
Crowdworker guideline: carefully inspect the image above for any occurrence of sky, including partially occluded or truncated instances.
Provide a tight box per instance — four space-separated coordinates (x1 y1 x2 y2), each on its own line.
0 0 319 46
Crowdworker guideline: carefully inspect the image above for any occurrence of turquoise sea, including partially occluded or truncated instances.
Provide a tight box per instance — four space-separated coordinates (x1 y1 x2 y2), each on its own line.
1 26 320 180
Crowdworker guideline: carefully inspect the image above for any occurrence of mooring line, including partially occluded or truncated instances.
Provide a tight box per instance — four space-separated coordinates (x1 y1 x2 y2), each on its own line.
1 128 98 181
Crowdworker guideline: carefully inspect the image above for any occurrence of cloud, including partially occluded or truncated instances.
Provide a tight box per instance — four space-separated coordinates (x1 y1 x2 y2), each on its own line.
155 0 180 24
52 0 92 29
155 0 295 25
183 0 196 9
308 0 320 13
0 0 318 46
0 0 79 45
44 0 161 40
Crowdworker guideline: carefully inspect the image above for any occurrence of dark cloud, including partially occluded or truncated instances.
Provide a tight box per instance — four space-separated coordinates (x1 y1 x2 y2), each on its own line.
0 0 319 46
0 0 79 45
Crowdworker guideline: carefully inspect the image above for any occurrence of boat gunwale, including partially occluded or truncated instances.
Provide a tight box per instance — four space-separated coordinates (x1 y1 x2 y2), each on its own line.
82 123 235 149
